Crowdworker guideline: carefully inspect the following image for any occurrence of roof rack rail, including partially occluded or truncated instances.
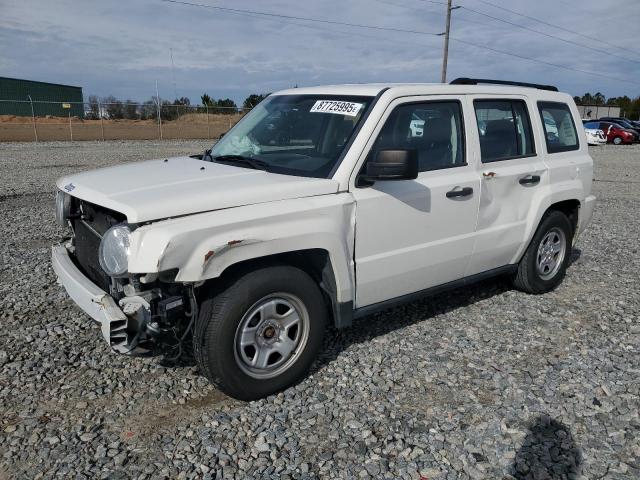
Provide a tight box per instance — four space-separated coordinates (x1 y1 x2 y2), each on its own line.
450 77 558 92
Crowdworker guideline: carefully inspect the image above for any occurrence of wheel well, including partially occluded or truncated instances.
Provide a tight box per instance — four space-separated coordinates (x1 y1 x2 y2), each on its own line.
209 249 350 329
547 199 580 236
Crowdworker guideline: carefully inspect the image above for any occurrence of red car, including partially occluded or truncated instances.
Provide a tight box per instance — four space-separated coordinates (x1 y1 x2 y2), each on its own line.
597 121 637 144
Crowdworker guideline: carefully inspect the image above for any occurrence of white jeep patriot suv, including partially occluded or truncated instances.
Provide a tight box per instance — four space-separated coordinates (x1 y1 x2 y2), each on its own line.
53 78 596 400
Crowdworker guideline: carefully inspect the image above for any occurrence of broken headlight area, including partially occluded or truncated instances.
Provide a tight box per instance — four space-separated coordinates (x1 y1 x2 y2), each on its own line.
60 197 197 358
55 190 72 227
99 225 131 277
107 272 198 358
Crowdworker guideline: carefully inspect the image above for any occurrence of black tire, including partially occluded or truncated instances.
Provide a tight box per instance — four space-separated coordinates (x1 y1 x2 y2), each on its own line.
193 265 327 400
513 211 573 294
612 136 623 145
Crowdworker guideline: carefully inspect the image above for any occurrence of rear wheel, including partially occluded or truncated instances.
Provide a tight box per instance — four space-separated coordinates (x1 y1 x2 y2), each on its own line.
612 136 623 145
193 265 326 400
513 211 573 294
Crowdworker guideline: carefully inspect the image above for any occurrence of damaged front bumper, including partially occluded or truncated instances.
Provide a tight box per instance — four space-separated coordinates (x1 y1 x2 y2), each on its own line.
52 244 138 354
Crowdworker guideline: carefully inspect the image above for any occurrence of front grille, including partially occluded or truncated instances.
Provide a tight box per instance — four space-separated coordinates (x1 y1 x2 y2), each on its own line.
70 200 127 292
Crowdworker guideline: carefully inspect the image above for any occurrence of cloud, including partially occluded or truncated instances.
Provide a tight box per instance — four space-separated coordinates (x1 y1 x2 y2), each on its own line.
1 0 638 103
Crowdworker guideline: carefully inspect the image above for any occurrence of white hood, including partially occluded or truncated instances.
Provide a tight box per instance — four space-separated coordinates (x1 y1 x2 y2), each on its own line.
57 156 339 223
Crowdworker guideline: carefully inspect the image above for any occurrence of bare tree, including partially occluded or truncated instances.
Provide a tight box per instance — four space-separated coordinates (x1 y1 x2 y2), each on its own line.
123 100 138 120
102 95 124 119
139 99 157 120
86 95 100 119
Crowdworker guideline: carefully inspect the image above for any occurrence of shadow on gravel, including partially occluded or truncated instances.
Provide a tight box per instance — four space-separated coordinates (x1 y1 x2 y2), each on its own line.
158 350 196 369
156 249 582 378
568 247 582 266
511 415 581 479
313 247 582 373
314 274 513 372
134 340 197 369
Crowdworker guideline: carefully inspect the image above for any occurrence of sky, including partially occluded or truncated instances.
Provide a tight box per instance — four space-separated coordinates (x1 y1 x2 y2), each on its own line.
1 0 639 105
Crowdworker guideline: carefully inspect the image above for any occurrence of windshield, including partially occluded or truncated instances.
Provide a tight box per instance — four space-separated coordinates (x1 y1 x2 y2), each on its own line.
209 94 372 178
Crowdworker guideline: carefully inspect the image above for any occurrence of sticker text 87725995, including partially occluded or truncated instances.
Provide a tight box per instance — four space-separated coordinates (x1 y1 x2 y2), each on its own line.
310 100 363 117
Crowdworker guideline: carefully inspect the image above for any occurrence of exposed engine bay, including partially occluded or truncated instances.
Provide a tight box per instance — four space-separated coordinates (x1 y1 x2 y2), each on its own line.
65 197 196 357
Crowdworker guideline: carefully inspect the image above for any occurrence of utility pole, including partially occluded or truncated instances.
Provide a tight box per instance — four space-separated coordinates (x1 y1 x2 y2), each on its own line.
155 80 163 140
440 0 460 83
170 48 178 100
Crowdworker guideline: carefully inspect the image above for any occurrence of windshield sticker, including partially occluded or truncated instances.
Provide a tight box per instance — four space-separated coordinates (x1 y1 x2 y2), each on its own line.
310 100 363 117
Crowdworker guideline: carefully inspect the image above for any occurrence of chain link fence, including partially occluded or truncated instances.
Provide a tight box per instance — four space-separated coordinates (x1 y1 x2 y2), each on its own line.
3 98 637 143
0 99 249 142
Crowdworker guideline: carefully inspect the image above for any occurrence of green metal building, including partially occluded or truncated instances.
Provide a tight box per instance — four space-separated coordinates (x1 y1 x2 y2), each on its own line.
0 77 84 118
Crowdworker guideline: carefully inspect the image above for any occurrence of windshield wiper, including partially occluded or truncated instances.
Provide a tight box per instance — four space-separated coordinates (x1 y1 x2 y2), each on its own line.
213 155 269 171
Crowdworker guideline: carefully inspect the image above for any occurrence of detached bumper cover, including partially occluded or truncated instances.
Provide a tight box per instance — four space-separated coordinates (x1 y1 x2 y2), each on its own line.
51 244 131 353
578 195 597 237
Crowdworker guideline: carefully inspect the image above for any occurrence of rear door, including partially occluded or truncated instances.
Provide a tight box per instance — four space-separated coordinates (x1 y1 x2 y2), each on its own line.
466 96 549 275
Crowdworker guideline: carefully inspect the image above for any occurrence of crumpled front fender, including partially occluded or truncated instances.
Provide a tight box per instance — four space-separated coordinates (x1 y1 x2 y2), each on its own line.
127 194 356 304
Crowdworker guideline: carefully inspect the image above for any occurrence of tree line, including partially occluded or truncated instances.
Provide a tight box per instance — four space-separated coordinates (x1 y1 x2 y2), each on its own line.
574 92 640 119
199 93 269 111
84 93 268 120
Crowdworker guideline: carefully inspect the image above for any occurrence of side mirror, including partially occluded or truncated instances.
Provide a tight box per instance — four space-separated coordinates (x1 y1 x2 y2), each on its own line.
364 149 418 182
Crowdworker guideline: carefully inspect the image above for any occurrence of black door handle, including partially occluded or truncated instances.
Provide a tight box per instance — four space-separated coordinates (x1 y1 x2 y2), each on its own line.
446 186 473 198
519 175 540 185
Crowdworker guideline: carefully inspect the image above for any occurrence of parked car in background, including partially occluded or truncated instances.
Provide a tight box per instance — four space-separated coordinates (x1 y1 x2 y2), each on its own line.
599 117 640 137
409 114 424 137
582 123 607 145
586 121 637 144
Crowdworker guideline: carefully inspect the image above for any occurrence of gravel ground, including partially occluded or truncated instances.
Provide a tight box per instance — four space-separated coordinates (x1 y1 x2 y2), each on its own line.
1 140 639 479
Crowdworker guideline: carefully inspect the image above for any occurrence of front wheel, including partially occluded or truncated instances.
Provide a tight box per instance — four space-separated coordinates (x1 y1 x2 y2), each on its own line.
193 265 327 400
513 211 573 294
612 136 623 145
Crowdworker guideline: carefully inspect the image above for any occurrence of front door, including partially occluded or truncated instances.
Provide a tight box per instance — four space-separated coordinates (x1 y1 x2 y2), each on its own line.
352 97 480 308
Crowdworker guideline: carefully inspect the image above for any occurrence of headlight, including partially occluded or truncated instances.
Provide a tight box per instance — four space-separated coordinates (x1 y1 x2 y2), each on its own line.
99 225 131 277
55 190 71 226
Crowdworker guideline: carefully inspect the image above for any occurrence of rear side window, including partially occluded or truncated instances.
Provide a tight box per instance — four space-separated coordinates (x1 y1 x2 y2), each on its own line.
538 102 579 153
474 100 535 163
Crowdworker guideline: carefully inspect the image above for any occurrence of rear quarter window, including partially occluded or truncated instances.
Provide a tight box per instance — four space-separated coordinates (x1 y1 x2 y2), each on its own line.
538 102 579 153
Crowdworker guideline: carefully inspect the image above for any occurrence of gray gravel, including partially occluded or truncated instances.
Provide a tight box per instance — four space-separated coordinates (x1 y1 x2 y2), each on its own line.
1 140 639 479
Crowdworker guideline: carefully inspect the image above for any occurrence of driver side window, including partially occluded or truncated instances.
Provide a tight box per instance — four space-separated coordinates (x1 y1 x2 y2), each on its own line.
372 101 466 172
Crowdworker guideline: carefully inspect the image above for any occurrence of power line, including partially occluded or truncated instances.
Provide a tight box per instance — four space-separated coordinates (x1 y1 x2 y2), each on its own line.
160 0 640 87
375 0 500 34
161 0 441 36
227 5 442 54
457 4 640 65
373 0 442 15
161 0 445 81
412 0 640 64
468 0 640 57
450 37 640 86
